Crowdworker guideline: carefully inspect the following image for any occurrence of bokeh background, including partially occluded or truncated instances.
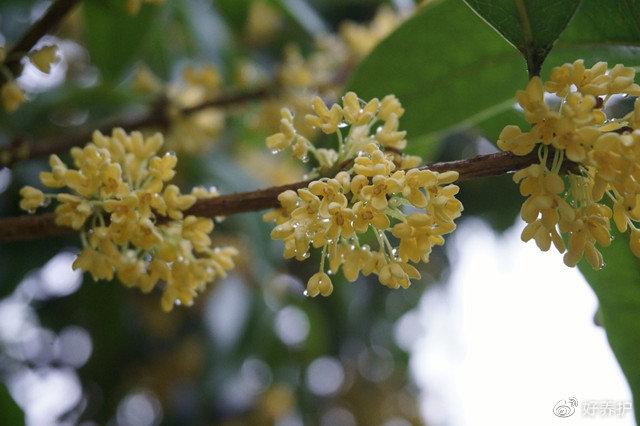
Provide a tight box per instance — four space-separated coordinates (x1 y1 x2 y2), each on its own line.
0 0 632 425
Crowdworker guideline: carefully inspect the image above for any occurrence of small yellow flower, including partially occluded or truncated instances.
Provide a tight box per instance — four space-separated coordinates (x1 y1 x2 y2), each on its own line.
149 153 177 181
378 95 404 121
19 186 45 212
342 92 379 126
375 113 407 150
1 81 25 113
305 97 343 134
183 65 222 93
353 201 389 232
360 175 403 210
163 184 196 219
132 65 163 94
266 108 297 151
306 272 333 297
28 45 58 74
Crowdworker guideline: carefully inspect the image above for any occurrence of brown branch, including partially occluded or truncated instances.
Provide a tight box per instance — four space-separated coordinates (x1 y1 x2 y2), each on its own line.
1 0 81 86
2 85 276 166
2 59 352 166
0 151 538 243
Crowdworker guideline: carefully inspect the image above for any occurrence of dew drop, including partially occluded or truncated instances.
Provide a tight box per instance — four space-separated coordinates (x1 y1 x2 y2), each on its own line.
175 299 182 306
327 270 333 275
271 149 280 155
301 155 309 163
215 215 226 223
303 290 309 297
302 252 310 259
338 122 348 129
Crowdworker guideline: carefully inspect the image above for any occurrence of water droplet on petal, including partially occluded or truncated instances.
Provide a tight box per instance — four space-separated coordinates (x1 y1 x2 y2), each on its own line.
303 290 309 297
338 122 348 129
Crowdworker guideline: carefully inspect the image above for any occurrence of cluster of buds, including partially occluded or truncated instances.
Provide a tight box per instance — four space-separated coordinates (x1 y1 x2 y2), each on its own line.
499 60 640 269
1 44 58 113
20 128 237 311
132 64 225 153
264 93 463 296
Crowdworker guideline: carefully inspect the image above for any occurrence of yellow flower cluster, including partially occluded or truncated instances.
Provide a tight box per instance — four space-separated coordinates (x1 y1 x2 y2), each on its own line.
132 64 225 153
1 44 58 113
499 60 640 269
19 128 238 311
264 93 463 296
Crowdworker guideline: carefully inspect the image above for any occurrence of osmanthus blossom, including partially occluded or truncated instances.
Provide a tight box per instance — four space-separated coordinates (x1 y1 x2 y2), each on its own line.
20 129 237 311
264 92 463 296
498 60 640 270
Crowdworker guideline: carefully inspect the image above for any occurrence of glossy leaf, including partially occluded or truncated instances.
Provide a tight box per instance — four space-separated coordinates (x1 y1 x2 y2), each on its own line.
347 0 527 155
464 0 580 75
578 232 640 422
83 0 160 82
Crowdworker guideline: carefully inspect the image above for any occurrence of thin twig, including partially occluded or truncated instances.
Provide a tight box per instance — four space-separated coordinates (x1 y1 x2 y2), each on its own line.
2 62 351 166
2 85 275 166
0 151 538 242
1 0 81 86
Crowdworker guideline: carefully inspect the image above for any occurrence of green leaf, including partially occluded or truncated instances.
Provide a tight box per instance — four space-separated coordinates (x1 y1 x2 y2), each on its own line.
463 0 580 76
0 383 23 426
578 232 640 423
83 0 161 82
543 0 640 72
347 0 528 155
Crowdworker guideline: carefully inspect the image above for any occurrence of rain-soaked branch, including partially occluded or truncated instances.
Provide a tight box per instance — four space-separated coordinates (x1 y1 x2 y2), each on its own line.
0 150 538 242
0 0 81 86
